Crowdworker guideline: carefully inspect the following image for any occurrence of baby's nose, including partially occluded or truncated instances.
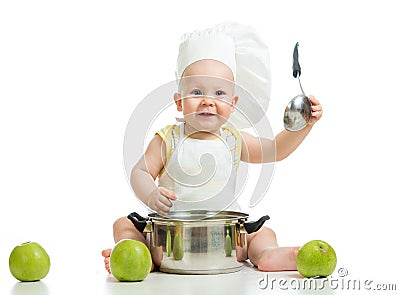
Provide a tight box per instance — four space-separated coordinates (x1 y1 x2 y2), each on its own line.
201 97 215 106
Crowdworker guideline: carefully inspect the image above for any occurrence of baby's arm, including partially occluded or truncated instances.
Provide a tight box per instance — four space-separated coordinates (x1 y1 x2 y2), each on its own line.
240 128 310 162
130 135 176 215
240 132 275 163
241 96 323 162
274 126 312 161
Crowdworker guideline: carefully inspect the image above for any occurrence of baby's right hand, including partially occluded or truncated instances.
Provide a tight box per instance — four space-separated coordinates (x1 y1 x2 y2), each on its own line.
147 187 177 216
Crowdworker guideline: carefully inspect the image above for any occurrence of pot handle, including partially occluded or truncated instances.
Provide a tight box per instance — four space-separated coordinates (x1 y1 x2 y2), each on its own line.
244 215 270 234
127 212 148 233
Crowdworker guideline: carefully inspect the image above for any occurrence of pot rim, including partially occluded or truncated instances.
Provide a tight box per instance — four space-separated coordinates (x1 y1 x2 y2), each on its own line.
148 210 249 223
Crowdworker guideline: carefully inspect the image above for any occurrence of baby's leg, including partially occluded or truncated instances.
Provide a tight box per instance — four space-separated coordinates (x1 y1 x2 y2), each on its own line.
113 216 148 244
246 227 299 272
102 216 155 273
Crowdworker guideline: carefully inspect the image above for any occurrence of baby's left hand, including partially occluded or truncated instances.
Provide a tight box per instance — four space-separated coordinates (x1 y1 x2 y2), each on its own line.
308 95 323 126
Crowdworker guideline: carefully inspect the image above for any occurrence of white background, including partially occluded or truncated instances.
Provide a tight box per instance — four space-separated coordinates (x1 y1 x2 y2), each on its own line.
1 0 399 292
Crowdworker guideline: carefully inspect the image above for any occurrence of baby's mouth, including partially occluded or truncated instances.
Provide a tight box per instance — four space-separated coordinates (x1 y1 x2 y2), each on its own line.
198 112 216 117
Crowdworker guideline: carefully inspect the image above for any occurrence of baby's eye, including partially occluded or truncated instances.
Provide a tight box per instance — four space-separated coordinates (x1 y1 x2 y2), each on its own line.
215 90 225 96
191 89 202 96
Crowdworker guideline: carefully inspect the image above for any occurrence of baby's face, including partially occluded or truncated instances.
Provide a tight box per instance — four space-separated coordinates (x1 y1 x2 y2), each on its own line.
175 59 238 135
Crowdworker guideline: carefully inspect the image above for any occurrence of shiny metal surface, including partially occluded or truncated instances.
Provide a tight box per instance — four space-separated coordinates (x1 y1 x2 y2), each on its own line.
283 93 312 132
149 210 249 223
145 211 250 274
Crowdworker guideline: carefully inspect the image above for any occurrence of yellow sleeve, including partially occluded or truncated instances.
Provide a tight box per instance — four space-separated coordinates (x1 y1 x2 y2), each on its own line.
155 125 178 176
222 125 242 169
156 125 175 138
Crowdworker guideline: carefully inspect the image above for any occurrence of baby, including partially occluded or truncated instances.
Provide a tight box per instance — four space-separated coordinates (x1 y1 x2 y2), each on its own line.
102 23 323 273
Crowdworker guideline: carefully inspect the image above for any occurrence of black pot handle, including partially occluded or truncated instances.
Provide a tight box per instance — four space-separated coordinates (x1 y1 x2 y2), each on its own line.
127 212 148 233
244 215 270 234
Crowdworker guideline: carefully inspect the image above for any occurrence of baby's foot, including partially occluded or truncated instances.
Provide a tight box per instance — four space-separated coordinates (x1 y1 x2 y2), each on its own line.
102 248 156 274
101 249 112 273
256 246 300 272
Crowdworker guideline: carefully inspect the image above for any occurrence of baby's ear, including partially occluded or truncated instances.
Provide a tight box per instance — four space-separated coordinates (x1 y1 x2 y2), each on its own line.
174 92 183 111
231 96 238 112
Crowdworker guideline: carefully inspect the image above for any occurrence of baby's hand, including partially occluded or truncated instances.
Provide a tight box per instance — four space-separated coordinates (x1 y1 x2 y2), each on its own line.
308 95 323 126
147 187 177 216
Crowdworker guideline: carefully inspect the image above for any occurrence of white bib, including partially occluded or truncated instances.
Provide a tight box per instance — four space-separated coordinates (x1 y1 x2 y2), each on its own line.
158 123 240 212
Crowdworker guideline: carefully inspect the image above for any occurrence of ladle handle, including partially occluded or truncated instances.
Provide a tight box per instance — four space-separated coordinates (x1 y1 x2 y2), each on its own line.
293 42 301 78
293 42 306 95
298 77 306 96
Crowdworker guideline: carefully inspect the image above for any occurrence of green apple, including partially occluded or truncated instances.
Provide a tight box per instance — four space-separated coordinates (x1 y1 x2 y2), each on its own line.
296 240 337 278
9 241 50 282
110 239 152 282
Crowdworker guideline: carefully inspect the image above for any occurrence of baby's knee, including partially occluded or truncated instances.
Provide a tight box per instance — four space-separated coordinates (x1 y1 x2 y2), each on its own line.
248 226 277 241
260 227 277 239
113 217 130 232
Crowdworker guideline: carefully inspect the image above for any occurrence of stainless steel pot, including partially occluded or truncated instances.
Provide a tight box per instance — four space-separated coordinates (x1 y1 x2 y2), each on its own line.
128 210 269 274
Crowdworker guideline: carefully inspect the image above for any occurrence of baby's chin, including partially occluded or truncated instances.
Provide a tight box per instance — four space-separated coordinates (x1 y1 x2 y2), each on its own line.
184 118 226 137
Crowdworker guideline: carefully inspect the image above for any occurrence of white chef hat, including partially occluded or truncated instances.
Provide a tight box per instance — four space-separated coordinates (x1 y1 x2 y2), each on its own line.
176 22 271 129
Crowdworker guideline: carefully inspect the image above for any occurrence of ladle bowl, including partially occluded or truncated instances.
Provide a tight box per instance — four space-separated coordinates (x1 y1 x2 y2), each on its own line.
283 94 312 131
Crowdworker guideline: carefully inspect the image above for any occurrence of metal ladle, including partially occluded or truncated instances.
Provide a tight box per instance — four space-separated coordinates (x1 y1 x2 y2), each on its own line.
283 42 312 132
